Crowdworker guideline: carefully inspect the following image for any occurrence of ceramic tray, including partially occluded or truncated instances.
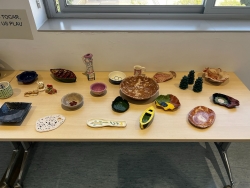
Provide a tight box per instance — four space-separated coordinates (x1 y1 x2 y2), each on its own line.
50 69 77 82
203 67 229 83
120 75 159 100
16 71 38 84
188 106 215 129
0 102 32 123
153 71 176 83
212 93 239 108
112 96 129 113
155 94 180 111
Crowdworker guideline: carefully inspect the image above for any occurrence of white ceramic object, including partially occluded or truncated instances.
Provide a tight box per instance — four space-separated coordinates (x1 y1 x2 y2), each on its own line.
87 119 127 128
109 71 126 84
36 114 66 132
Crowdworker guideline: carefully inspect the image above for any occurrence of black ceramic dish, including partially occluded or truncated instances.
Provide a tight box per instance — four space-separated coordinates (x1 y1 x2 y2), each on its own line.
0 102 32 123
112 96 129 113
16 71 38 84
212 93 239 108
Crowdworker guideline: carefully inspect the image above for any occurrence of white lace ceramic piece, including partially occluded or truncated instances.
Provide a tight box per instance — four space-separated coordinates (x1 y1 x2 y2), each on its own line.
87 119 127 128
36 114 65 132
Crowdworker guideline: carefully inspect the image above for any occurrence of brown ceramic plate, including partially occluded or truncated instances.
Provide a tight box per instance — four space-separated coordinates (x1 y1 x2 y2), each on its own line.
188 106 215 129
203 67 229 83
120 75 159 100
153 71 176 83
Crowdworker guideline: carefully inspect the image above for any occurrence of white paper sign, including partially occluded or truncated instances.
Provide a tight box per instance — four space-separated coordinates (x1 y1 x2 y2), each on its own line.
0 9 33 40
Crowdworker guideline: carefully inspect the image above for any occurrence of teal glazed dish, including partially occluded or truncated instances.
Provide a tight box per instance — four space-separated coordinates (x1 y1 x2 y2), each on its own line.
16 71 38 84
212 93 239 108
112 96 129 113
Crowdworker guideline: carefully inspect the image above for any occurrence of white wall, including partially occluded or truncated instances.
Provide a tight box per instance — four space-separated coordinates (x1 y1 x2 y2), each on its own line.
0 0 250 89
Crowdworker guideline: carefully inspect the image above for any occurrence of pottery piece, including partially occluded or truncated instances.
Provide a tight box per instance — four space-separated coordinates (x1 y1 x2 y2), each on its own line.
109 71 126 84
112 96 129 113
24 90 39 97
0 102 32 123
212 93 239 108
188 106 215 129
153 71 176 83
16 71 38 84
45 84 57 94
61 92 84 109
140 106 155 130
87 119 127 128
90 82 107 96
134 65 146 76
82 53 95 81
36 114 65 132
50 69 76 82
37 81 45 92
203 67 229 83
0 81 13 99
155 94 180 111
120 75 159 100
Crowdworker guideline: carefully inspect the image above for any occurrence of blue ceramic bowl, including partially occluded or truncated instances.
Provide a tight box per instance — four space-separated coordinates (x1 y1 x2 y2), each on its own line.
16 71 38 84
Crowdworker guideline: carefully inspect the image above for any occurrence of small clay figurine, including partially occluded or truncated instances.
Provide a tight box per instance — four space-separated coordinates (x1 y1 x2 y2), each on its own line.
45 84 57 94
188 70 195 85
193 77 203 92
24 90 39 97
37 81 45 92
179 75 188 90
82 53 95 81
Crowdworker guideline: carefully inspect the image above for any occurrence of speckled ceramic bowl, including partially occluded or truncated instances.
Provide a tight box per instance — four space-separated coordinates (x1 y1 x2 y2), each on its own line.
90 82 107 96
61 92 84 109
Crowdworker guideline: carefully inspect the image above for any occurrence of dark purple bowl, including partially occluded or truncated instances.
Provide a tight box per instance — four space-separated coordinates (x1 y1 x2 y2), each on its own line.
16 71 38 84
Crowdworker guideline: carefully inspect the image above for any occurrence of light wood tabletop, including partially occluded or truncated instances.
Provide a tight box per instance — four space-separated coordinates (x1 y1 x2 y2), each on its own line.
0 71 250 142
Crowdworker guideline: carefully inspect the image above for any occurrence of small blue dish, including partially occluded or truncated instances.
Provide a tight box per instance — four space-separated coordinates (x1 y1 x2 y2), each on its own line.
16 71 38 84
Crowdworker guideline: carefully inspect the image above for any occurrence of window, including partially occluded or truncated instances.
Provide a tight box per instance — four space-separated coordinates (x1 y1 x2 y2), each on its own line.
43 0 250 19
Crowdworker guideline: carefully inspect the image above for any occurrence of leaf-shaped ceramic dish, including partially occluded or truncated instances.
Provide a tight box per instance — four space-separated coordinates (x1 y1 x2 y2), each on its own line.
153 71 176 83
155 94 180 111
50 69 77 83
120 75 159 100
203 67 229 83
212 93 239 108
87 119 127 128
16 71 38 84
112 96 129 113
188 106 215 129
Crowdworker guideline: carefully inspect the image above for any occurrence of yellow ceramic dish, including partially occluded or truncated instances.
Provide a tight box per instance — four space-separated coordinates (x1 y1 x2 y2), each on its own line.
140 106 155 130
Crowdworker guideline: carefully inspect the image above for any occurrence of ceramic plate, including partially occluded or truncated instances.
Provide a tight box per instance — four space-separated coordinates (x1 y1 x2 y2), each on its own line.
155 94 180 111
188 106 215 129
212 93 239 108
120 75 159 100
153 71 176 83
0 102 32 123
203 67 229 83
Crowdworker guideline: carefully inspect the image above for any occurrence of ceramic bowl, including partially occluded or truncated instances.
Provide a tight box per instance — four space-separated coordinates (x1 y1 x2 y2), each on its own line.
212 93 239 108
120 75 159 100
61 92 84 109
90 82 107 96
203 67 229 83
155 94 180 111
109 71 126 84
16 71 38 84
112 96 129 113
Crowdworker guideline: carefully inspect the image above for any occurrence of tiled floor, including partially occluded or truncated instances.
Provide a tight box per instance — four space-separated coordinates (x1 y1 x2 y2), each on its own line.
0 142 250 188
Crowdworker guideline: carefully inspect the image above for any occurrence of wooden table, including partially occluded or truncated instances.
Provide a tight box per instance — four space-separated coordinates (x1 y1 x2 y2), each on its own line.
1 71 250 188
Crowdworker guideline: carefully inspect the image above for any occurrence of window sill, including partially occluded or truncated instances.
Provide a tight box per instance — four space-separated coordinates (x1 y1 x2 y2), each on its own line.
38 19 250 32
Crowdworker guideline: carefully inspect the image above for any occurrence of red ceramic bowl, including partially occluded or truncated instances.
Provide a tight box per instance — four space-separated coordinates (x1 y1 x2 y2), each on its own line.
90 82 107 96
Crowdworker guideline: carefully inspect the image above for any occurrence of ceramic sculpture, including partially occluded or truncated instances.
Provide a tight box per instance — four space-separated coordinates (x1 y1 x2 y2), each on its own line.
212 93 239 108
45 84 57 94
87 119 127 128
50 69 76 83
188 70 195 85
179 75 188 90
155 94 180 111
140 106 155 130
37 81 45 92
24 90 39 97
83 53 95 81
193 77 203 92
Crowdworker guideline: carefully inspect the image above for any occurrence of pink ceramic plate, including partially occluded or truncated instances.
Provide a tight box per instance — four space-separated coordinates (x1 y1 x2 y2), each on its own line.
188 106 215 129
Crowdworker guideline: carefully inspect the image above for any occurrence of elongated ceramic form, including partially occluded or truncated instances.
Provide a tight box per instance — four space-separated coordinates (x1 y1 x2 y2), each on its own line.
212 93 239 108
87 119 127 128
140 106 155 130
153 71 176 83
50 69 76 82
155 94 180 111
203 67 229 83
188 106 215 129
36 114 65 132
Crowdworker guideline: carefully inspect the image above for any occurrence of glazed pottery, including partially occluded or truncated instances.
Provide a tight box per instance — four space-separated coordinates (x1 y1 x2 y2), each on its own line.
50 69 76 82
212 93 239 108
203 67 229 83
140 106 155 130
0 102 31 123
61 92 84 109
112 96 129 113
188 106 215 129
36 114 65 132
134 65 146 76
120 75 159 100
87 119 127 128
155 94 180 111
0 81 13 99
90 82 107 95
109 71 126 84
16 71 38 84
153 71 176 83
82 53 95 81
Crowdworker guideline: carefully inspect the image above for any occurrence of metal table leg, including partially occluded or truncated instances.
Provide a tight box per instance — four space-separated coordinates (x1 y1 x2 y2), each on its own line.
214 142 234 188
